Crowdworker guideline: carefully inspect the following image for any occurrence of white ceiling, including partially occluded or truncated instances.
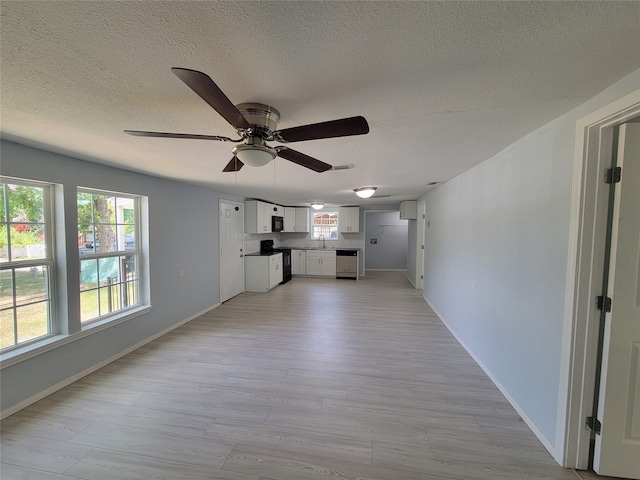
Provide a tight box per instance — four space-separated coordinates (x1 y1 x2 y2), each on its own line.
1 1 639 207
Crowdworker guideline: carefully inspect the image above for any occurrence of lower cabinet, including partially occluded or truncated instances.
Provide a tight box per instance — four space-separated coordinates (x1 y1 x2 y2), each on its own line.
305 250 336 277
291 249 306 275
245 253 283 292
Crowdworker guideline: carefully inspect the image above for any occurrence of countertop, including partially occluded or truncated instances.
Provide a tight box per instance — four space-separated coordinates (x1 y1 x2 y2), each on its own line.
245 251 283 257
287 247 361 252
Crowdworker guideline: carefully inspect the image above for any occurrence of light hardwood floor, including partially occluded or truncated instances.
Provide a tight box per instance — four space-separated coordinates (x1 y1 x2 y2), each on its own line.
1 271 617 479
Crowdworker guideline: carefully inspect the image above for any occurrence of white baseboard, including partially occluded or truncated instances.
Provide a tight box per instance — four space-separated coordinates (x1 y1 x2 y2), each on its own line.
424 296 557 459
1 303 220 419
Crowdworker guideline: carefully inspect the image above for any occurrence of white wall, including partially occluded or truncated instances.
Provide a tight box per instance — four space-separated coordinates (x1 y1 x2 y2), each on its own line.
0 141 241 414
418 69 640 452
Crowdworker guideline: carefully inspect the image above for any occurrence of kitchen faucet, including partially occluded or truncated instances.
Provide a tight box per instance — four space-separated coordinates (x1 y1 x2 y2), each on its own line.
318 234 326 249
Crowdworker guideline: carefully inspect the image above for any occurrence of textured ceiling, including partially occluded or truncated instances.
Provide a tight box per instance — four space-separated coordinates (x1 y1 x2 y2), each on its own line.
1 1 639 207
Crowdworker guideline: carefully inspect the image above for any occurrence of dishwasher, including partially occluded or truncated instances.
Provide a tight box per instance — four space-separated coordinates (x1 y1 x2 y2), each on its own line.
336 250 358 279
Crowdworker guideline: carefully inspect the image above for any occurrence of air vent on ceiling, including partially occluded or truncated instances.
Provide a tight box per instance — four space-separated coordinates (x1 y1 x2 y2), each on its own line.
332 163 355 171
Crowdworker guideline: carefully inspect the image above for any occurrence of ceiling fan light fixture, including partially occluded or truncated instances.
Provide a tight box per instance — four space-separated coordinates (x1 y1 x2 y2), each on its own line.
233 143 277 167
311 202 324 210
354 187 377 199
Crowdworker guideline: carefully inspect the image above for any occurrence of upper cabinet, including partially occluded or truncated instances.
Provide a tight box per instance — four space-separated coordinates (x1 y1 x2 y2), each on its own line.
399 201 418 220
339 206 360 233
284 207 310 233
283 207 296 232
245 200 274 233
294 207 310 232
246 201 309 234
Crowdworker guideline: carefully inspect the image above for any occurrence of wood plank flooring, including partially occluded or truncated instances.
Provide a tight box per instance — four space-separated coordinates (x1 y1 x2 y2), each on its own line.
1 271 616 479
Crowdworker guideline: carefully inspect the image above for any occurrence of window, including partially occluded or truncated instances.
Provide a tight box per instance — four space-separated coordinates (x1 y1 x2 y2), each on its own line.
311 210 338 240
77 189 140 324
0 180 54 351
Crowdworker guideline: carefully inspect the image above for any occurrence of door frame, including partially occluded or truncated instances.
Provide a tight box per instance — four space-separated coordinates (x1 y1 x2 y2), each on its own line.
416 200 427 290
557 90 640 468
218 199 245 303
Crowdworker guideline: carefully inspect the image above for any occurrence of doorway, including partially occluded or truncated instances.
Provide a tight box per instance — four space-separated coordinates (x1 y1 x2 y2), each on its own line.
219 200 244 303
560 91 640 477
364 211 409 271
416 200 426 291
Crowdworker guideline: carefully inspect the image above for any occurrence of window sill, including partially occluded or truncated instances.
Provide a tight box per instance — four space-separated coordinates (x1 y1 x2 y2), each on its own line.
0 305 153 369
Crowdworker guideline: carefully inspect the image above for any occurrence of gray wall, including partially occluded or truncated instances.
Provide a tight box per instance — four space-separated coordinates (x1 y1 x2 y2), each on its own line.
0 141 239 413
364 211 408 270
418 69 640 450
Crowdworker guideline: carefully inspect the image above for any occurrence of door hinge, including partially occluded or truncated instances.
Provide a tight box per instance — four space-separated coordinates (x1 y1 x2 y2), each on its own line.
420 275 424 279
586 416 601 434
421 245 424 249
596 295 612 312
604 166 621 184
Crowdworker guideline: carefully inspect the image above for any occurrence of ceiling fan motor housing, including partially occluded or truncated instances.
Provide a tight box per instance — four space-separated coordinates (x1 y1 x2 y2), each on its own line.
236 103 280 134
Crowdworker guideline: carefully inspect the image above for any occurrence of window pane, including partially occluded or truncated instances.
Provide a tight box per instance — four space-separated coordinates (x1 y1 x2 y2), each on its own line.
0 184 5 223
98 257 119 284
0 308 16 349
16 301 48 343
80 259 98 290
123 255 137 280
124 280 138 307
8 184 44 222
80 289 99 322
99 284 121 315
0 269 14 308
15 265 48 306
9 223 46 261
93 194 115 224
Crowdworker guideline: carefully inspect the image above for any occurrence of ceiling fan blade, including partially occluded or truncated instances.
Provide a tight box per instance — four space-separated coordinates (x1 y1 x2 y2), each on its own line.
276 147 332 173
223 157 244 172
275 116 369 143
171 68 250 130
124 130 236 141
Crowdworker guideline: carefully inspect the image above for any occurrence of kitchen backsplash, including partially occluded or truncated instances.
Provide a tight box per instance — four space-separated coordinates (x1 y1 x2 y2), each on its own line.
244 232 364 254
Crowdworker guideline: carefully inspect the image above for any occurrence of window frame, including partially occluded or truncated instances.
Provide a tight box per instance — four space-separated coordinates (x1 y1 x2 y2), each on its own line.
77 188 142 326
0 177 56 352
310 209 339 240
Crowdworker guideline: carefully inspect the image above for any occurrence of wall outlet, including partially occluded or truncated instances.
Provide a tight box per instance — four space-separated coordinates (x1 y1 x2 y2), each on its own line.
179 269 185 278
471 280 477 293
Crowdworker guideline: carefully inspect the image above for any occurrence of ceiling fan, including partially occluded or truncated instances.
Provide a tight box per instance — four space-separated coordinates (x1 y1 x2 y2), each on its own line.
125 68 370 173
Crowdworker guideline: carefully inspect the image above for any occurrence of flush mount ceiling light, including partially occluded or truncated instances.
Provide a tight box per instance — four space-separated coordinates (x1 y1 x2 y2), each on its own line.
353 187 377 199
311 202 324 210
232 140 277 167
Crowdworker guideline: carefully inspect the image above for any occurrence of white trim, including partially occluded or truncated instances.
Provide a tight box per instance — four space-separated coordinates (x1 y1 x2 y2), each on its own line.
559 90 640 468
0 302 219 419
0 305 152 368
218 199 245 304
425 297 555 456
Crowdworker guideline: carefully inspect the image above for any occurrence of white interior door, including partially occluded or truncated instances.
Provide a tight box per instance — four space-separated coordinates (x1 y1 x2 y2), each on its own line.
219 201 244 303
594 122 640 479
416 200 426 290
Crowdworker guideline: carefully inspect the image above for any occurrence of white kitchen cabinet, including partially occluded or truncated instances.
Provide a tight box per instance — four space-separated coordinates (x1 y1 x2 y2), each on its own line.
245 253 282 292
339 206 360 233
245 200 281 233
291 249 306 275
305 250 336 277
295 207 310 232
284 207 296 232
283 207 309 233
399 201 417 220
272 204 284 217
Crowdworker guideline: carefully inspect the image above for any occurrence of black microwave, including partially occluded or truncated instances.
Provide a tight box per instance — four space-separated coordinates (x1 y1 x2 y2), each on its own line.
272 215 284 232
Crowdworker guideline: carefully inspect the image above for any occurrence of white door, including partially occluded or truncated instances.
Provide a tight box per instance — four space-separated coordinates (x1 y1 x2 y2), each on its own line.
219 201 244 303
593 122 640 478
416 200 426 290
